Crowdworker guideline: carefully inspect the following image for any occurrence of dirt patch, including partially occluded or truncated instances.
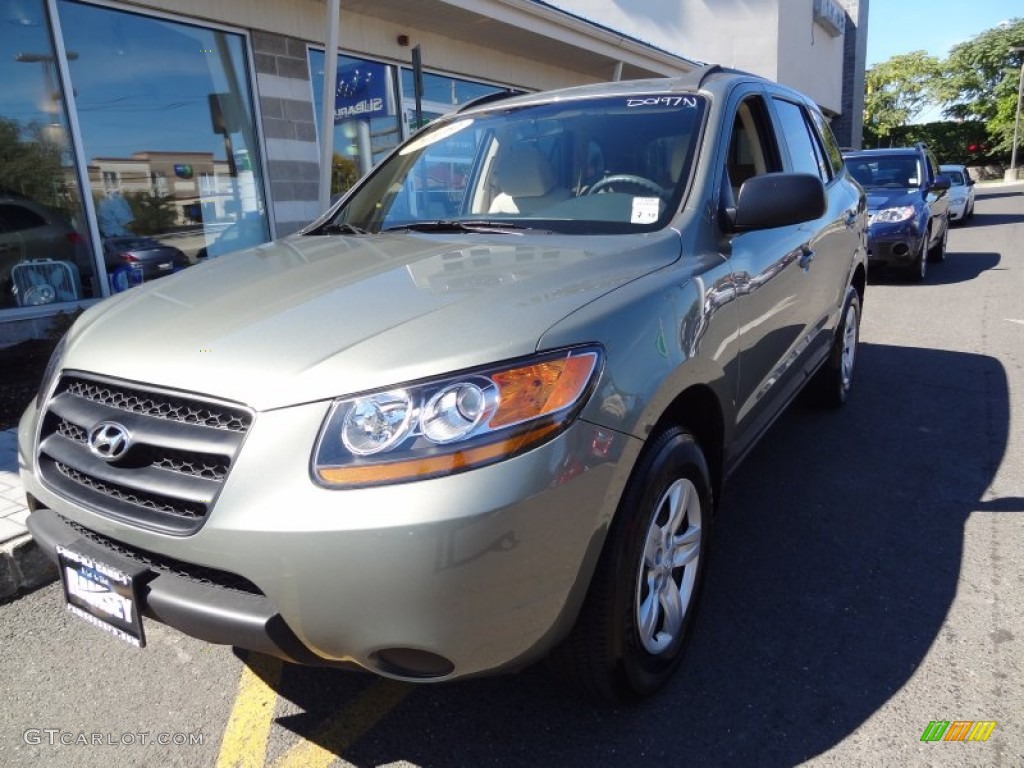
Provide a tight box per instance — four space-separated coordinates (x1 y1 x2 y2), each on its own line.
0 339 56 430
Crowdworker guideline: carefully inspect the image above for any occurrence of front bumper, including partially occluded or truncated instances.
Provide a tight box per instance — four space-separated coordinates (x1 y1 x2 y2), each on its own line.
865 221 924 268
20 400 637 681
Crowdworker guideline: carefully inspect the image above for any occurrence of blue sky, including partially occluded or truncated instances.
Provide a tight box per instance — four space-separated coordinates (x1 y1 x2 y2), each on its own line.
866 1 1021 66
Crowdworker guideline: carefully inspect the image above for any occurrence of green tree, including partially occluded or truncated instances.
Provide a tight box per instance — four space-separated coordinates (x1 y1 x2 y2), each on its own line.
937 18 1024 155
864 51 942 146
331 153 360 198
879 120 992 165
0 118 67 210
123 191 177 235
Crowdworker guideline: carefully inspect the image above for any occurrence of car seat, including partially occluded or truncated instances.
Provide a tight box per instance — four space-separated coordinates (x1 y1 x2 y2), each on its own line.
489 145 570 214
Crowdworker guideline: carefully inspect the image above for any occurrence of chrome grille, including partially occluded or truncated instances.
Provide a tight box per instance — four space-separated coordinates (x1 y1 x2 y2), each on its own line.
37 373 252 535
64 377 251 431
55 461 206 518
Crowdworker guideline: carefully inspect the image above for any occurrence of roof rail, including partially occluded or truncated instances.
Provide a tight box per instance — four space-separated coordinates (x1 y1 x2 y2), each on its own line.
456 89 524 113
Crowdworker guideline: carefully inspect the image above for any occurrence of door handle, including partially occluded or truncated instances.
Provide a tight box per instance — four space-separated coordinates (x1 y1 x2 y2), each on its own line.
798 245 814 270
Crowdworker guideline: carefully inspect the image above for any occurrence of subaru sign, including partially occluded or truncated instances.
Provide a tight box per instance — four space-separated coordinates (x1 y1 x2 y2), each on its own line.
334 62 390 123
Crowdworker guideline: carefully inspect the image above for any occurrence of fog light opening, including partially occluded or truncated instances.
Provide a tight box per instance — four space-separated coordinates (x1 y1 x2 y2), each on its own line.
372 647 455 679
892 243 909 257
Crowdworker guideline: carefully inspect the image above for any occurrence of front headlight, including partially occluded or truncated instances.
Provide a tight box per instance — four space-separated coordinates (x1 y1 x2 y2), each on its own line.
949 195 966 205
312 346 602 487
869 206 915 224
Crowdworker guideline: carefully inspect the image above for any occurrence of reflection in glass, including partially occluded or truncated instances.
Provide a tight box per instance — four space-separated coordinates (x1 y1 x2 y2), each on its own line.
0 0 95 308
58 0 270 289
309 50 401 200
326 94 705 235
400 69 507 124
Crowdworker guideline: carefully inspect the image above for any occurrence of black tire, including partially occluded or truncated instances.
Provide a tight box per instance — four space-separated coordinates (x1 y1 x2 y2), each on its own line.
547 427 712 703
908 232 927 282
807 287 860 408
927 219 947 263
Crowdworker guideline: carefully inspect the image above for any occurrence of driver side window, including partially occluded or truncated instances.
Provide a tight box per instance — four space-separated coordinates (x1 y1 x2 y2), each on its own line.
726 98 781 198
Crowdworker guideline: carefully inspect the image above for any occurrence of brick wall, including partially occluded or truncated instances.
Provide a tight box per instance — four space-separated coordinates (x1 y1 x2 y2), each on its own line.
251 31 322 237
833 0 867 150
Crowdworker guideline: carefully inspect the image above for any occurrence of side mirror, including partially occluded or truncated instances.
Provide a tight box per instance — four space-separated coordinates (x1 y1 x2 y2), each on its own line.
727 173 826 232
931 174 951 191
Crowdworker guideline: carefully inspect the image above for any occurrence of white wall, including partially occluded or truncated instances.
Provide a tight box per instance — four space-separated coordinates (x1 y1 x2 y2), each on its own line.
775 0 845 113
546 0 845 112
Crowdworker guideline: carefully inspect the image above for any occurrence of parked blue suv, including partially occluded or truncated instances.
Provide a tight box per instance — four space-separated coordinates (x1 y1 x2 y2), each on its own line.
843 143 950 282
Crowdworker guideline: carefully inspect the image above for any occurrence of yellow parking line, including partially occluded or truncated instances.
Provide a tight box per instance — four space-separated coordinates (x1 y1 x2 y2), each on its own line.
216 654 283 768
272 678 412 768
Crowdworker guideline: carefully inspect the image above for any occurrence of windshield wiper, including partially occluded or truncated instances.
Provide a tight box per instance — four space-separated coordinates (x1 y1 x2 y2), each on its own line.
312 222 369 235
383 220 546 234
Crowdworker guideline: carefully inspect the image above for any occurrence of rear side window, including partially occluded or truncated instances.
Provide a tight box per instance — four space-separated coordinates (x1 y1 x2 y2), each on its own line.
772 98 831 182
809 108 844 177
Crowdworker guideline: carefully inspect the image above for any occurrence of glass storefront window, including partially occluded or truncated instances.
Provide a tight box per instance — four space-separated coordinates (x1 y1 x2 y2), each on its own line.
58 0 270 289
1 0 95 309
399 69 507 129
309 50 401 200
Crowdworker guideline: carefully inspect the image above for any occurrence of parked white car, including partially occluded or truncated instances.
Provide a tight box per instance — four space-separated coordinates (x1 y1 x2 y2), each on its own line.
940 164 976 223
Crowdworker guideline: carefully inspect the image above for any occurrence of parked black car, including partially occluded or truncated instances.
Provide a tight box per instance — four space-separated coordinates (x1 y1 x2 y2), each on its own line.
102 235 189 282
843 143 950 282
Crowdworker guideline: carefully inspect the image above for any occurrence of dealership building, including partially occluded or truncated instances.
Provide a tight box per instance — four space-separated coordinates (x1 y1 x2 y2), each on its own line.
0 0 866 342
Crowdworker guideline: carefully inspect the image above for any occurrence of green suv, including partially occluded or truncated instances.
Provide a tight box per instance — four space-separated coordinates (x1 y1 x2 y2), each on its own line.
21 65 866 702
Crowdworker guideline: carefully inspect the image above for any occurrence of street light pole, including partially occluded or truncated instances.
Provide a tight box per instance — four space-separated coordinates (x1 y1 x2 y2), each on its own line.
1010 46 1024 180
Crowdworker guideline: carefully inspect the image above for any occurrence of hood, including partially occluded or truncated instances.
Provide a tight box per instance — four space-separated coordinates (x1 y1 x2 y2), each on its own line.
64 232 680 410
864 188 921 211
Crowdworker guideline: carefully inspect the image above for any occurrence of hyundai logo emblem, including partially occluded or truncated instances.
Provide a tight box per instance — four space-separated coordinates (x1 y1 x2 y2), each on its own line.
87 421 132 461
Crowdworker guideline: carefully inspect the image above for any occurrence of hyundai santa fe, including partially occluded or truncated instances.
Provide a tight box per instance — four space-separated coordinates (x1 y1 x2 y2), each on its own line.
20 65 867 702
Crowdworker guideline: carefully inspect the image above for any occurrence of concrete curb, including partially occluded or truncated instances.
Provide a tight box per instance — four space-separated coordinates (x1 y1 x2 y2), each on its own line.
1 427 58 600
0 533 58 601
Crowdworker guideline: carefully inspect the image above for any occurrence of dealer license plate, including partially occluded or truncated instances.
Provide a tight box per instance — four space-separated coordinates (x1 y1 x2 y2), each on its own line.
57 544 147 648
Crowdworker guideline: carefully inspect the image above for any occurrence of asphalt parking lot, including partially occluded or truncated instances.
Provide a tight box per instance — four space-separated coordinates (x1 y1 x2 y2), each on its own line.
1 182 1022 768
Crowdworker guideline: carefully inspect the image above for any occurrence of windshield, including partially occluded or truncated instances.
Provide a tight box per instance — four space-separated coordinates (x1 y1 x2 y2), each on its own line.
846 154 922 189
944 169 966 186
320 94 707 235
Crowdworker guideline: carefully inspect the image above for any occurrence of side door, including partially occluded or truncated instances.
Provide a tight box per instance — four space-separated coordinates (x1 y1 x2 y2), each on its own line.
719 89 821 463
768 94 861 371
925 148 951 232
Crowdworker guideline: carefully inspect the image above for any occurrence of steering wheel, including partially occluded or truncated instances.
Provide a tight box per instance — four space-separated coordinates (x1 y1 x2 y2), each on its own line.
585 174 665 197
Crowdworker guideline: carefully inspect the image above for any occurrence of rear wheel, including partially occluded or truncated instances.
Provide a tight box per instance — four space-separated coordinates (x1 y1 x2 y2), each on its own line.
808 287 860 407
548 428 712 703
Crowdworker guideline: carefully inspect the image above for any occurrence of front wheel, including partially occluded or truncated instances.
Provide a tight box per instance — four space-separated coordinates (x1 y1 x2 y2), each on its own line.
927 219 947 263
909 232 928 282
548 428 712 703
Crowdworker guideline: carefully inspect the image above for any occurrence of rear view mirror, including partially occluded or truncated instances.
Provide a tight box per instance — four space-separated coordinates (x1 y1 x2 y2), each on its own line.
727 172 826 231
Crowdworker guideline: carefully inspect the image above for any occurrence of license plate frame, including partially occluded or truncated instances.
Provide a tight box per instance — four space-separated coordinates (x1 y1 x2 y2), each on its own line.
57 542 149 648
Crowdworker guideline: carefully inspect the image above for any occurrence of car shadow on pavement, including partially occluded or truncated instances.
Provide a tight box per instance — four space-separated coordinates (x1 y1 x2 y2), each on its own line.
964 210 1022 226
869 251 1001 286
974 189 1023 201
244 342 1015 767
